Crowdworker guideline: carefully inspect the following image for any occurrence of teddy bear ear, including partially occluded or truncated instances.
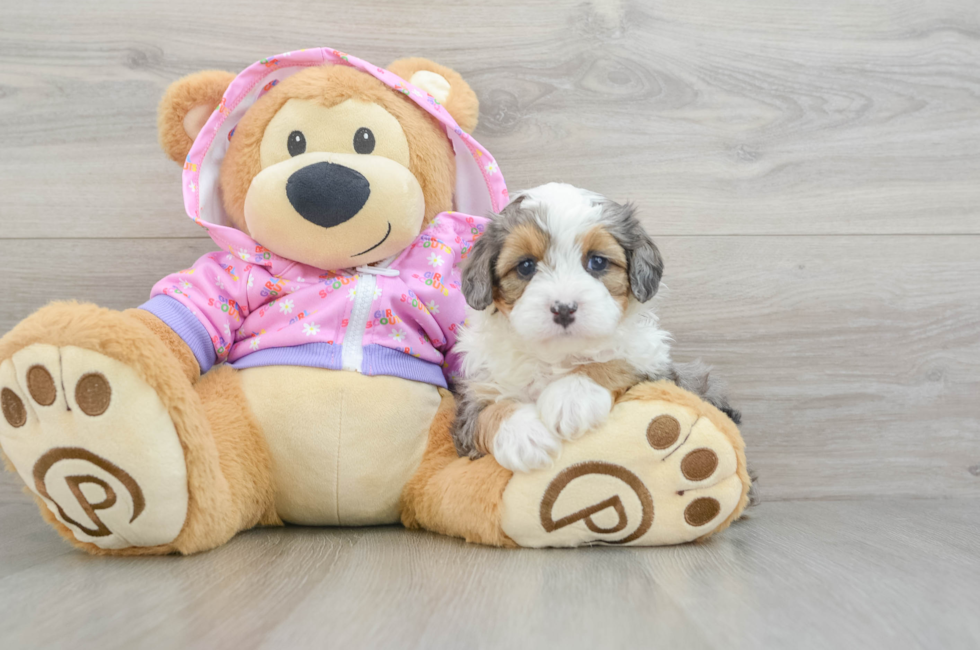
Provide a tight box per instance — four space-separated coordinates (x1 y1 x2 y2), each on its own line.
387 58 479 134
157 70 236 163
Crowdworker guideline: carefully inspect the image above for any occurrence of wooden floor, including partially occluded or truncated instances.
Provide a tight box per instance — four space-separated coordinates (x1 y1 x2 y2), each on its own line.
1 471 977 649
0 0 978 647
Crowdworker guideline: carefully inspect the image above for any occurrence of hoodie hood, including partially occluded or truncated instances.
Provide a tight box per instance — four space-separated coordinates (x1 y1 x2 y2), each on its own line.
181 48 508 267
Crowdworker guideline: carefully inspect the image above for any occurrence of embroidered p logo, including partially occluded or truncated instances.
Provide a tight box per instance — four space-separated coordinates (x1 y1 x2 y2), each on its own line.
32 447 145 538
539 461 654 545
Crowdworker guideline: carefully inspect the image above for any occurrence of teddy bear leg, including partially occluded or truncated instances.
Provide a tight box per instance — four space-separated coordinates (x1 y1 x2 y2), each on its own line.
0 302 276 555
176 364 280 553
499 380 752 547
402 381 751 548
400 388 518 547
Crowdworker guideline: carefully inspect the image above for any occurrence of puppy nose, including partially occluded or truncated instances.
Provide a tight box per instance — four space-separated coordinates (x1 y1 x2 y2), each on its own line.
550 302 578 328
286 161 371 229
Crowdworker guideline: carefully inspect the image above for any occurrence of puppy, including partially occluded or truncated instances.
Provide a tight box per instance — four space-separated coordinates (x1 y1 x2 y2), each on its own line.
454 183 739 472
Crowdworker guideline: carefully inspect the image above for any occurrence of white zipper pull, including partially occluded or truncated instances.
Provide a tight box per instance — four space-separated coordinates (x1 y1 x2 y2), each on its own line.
341 257 399 373
355 265 400 277
341 273 375 373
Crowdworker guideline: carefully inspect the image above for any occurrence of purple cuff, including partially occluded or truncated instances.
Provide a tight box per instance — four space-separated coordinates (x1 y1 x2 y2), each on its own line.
228 343 447 388
229 342 342 372
363 345 448 388
139 295 216 374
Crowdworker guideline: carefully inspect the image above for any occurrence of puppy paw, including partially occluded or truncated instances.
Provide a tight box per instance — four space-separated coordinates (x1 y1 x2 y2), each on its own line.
537 374 613 440
493 404 562 473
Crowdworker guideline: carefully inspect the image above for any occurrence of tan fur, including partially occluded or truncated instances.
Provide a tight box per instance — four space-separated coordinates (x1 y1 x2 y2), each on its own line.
578 226 630 310
194 366 281 531
474 400 518 456
402 380 748 548
387 58 480 134
497 222 550 274
574 360 644 401
239 367 437 526
2 58 482 555
157 70 236 163
493 222 550 312
621 380 751 539
124 309 200 383
400 389 517 547
219 65 456 233
0 303 277 555
3 59 749 554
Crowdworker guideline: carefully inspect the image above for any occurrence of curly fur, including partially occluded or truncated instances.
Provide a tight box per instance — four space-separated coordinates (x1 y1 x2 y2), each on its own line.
664 360 741 425
453 184 742 465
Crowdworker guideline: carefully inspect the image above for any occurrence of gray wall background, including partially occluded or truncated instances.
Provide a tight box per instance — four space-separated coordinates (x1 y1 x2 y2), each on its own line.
1 0 978 503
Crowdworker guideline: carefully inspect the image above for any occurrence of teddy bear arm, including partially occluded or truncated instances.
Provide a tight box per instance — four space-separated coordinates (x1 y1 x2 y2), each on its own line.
124 308 202 383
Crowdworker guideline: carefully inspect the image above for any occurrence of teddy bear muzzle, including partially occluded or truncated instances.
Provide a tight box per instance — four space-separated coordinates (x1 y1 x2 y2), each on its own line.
285 161 371 229
243 151 425 270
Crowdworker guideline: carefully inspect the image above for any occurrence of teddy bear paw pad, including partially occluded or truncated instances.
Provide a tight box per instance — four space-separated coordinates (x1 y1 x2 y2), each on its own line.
499 396 745 547
0 344 188 549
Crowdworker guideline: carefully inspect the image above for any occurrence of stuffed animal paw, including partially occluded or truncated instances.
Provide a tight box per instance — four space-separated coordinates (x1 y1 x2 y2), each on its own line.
498 381 750 547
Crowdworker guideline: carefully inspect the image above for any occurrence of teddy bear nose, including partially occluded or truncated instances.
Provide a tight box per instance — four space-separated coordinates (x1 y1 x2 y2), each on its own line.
286 161 371 229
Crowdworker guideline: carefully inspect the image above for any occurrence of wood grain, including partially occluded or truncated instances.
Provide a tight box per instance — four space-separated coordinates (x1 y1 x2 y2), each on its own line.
0 235 976 501
655 234 980 501
0 492 977 649
1 1 979 646
1 0 978 238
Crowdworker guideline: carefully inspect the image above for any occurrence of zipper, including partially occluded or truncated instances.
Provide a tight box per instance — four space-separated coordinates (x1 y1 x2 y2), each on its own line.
340 260 399 373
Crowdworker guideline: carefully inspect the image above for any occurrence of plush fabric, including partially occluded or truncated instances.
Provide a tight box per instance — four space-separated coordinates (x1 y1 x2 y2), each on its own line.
400 389 518 548
238 366 440 526
0 48 750 556
157 70 236 163
388 58 480 135
498 381 748 547
140 212 487 385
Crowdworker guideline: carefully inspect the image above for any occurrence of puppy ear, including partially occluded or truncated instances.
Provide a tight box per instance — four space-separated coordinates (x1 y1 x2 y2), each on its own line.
605 202 664 302
461 226 500 310
629 234 665 302
387 57 479 133
158 70 236 163
461 197 529 309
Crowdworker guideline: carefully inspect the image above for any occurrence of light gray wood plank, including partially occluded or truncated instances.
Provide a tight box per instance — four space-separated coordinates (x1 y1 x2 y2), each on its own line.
0 1 977 649
1 235 977 500
0 470 27 505
0 238 219 329
0 502 74 580
1 0 978 238
654 234 980 501
0 498 976 649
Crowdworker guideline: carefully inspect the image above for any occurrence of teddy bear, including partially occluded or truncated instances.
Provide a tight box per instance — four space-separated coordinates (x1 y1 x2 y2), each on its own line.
0 48 750 554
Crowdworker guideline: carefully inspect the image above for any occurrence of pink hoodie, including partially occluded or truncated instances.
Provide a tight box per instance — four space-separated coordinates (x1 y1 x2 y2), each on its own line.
140 48 508 388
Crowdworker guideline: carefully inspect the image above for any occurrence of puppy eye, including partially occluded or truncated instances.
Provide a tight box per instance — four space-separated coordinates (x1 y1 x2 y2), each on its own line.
587 255 609 273
516 259 537 278
354 127 376 154
287 131 306 157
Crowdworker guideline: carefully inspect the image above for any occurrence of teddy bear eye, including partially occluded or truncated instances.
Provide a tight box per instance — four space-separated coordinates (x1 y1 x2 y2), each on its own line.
354 127 375 154
287 131 306 157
